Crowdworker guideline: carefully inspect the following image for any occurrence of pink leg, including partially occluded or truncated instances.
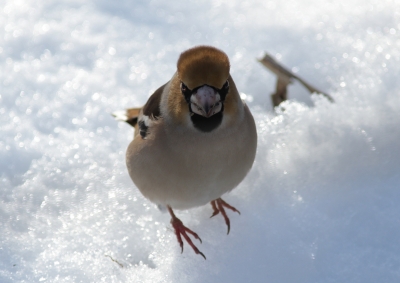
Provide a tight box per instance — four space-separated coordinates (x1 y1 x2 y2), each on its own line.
210 200 219 218
168 206 206 259
209 198 240 234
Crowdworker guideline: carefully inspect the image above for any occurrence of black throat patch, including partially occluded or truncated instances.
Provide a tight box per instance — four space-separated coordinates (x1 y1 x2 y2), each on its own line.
190 110 223 132
181 81 229 133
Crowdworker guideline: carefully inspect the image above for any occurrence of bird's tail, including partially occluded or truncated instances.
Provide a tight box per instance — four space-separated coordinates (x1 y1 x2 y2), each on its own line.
112 107 141 128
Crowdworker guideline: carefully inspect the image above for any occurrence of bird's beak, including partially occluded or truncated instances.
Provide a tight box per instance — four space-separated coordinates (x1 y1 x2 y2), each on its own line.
190 85 222 118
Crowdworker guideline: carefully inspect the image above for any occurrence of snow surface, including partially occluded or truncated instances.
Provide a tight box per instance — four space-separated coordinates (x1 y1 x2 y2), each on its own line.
1 0 400 282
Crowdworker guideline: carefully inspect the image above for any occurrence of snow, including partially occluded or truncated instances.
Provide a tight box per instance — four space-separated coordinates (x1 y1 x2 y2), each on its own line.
1 0 400 282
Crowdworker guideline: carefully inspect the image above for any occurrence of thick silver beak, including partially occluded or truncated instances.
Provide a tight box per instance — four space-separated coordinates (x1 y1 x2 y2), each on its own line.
190 85 222 117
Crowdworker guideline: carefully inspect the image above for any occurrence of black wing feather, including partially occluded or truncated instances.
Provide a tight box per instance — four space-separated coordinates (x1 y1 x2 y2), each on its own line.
142 82 168 118
139 81 168 138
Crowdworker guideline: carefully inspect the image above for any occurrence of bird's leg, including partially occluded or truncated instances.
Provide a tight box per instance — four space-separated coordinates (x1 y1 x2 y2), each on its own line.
210 200 220 217
209 198 241 235
167 206 206 259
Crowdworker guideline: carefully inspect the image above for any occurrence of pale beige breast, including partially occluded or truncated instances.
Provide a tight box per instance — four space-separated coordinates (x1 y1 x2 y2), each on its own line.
126 104 257 210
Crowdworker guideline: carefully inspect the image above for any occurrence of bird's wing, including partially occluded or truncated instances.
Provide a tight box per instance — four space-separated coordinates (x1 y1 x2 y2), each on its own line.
141 82 167 120
113 82 168 138
136 82 168 138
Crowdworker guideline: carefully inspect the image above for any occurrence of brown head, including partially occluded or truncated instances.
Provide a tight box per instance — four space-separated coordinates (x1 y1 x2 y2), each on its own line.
166 46 241 133
177 46 230 90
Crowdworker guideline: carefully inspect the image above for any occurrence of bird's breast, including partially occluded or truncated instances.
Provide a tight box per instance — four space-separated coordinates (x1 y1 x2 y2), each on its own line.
126 106 257 210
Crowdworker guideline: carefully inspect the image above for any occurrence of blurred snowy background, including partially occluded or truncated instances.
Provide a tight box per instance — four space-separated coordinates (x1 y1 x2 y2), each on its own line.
1 0 400 282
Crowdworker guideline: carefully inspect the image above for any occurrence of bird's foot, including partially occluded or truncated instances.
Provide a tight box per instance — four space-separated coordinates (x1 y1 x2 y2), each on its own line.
168 206 206 259
210 198 241 234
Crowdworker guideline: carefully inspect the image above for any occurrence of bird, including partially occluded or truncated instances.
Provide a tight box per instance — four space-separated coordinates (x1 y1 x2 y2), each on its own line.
113 46 257 259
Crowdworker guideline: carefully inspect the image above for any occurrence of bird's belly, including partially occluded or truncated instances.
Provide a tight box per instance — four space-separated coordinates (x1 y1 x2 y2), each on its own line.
126 132 255 210
126 105 257 210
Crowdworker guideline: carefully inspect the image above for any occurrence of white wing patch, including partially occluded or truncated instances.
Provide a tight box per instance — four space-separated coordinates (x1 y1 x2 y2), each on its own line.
138 114 152 139
112 110 129 121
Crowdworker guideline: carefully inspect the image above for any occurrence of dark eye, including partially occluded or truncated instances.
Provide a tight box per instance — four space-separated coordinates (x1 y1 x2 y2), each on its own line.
181 82 188 92
222 80 229 90
218 80 229 101
180 82 192 103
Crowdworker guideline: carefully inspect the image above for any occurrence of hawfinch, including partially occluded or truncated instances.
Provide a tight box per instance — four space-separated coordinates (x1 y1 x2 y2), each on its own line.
114 46 257 259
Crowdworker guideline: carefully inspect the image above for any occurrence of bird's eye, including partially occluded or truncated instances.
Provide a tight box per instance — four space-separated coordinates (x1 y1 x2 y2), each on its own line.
181 83 187 92
181 82 192 103
218 80 229 101
181 82 192 94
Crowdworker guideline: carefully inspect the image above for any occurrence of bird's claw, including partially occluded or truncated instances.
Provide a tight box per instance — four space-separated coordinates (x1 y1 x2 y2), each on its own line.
210 198 241 234
169 207 206 259
210 200 220 218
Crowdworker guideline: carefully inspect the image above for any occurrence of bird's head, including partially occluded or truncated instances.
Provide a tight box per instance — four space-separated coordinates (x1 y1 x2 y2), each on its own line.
176 46 231 132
